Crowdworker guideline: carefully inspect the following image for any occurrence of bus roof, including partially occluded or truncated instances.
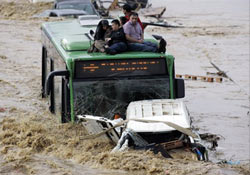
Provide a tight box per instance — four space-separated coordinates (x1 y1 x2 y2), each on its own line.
41 18 174 64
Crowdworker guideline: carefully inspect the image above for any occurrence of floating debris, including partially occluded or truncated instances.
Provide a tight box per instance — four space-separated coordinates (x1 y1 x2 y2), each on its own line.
176 74 223 83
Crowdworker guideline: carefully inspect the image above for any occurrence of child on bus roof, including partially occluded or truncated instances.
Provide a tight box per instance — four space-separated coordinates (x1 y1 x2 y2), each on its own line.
119 16 127 26
104 19 127 55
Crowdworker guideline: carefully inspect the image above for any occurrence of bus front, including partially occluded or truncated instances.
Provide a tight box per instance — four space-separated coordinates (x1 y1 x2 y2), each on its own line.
72 55 180 121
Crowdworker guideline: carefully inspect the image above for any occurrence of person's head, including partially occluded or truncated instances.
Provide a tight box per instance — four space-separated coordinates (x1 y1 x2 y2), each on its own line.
119 16 127 26
100 20 109 30
129 12 138 25
111 19 120 31
122 4 131 15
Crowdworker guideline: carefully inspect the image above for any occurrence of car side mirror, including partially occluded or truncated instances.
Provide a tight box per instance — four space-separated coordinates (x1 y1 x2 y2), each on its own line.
175 78 185 98
89 29 94 36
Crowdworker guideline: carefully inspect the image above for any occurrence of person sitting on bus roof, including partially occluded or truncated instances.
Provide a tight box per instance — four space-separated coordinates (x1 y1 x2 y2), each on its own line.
104 19 127 55
88 20 111 53
122 4 144 30
119 16 127 27
123 12 166 53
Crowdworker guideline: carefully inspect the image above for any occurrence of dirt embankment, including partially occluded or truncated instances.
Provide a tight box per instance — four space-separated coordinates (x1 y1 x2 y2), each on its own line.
0 0 52 20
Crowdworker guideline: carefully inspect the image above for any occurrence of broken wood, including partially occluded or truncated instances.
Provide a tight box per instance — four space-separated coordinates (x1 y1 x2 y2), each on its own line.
184 75 191 79
176 74 223 83
160 140 184 150
192 76 197 80
108 0 118 10
176 74 182 78
207 77 214 82
142 22 184 29
215 77 223 83
140 7 166 18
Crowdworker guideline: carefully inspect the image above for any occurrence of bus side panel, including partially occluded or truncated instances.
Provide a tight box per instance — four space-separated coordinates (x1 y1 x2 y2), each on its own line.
166 56 174 99
41 30 71 122
41 46 47 98
61 77 71 122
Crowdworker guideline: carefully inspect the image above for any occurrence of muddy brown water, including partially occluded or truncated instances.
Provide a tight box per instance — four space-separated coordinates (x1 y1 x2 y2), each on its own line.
0 0 249 174
148 0 249 163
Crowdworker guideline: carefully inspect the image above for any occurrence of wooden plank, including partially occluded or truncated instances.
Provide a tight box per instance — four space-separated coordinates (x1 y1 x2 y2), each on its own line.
108 0 118 10
201 76 207 81
216 77 223 82
191 76 197 80
140 7 166 18
176 74 182 78
175 74 223 83
207 77 214 82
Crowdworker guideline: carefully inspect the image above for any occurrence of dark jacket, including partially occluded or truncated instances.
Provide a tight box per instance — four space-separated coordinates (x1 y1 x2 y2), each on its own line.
108 27 127 46
94 20 111 40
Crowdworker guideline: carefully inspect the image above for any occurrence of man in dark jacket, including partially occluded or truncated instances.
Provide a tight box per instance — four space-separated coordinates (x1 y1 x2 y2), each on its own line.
105 19 127 55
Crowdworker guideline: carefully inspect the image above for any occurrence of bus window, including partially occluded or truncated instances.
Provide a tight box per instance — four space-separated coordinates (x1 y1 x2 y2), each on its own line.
73 77 170 119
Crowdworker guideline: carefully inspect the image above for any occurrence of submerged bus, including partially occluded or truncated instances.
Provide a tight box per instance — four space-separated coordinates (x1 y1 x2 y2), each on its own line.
41 16 185 123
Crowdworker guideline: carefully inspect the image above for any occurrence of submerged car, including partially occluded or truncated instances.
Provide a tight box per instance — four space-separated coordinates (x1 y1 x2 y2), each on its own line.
34 0 100 18
125 0 148 9
54 0 99 16
34 9 90 18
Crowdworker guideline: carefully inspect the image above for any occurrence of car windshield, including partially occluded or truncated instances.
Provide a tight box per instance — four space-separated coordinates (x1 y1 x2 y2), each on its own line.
57 3 97 15
73 77 170 119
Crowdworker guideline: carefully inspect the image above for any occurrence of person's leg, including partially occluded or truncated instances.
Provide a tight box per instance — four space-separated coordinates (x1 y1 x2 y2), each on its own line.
144 39 167 53
141 42 157 52
128 43 144 51
109 42 127 53
106 42 127 55
94 40 106 52
128 43 156 52
87 43 95 53
158 39 167 53
143 41 158 49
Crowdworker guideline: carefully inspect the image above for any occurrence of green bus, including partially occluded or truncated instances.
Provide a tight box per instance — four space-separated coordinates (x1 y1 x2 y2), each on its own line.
41 17 185 123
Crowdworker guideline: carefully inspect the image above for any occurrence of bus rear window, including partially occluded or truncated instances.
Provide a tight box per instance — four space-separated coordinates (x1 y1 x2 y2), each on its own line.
74 58 168 79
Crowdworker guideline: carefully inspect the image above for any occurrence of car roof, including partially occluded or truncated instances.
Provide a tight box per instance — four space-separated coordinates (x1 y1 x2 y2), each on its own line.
56 0 92 3
50 9 87 16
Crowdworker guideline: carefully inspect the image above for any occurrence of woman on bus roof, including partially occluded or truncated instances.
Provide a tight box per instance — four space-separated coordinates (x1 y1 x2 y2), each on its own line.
88 20 112 53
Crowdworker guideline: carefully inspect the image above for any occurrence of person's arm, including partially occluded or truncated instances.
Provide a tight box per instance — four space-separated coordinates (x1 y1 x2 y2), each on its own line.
138 18 144 31
104 27 112 38
141 33 144 41
124 23 143 43
94 27 102 40
111 31 123 40
125 34 141 43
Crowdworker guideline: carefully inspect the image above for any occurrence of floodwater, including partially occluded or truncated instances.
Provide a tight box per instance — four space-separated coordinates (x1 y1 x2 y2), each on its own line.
0 0 249 174
148 0 249 162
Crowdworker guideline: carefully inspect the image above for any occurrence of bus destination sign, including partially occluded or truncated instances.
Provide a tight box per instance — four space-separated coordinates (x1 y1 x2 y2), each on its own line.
75 58 168 78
